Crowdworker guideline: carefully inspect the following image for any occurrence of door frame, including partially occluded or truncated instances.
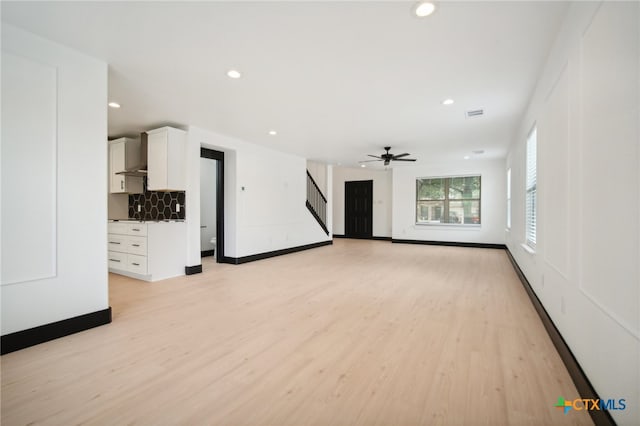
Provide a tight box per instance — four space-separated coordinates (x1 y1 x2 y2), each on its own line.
200 147 225 263
344 179 373 238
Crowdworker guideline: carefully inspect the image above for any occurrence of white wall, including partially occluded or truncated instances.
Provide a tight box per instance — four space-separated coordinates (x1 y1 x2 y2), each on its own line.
200 157 217 252
108 193 128 219
185 126 332 265
306 160 328 195
507 2 639 424
391 160 506 244
332 167 392 237
1 24 109 334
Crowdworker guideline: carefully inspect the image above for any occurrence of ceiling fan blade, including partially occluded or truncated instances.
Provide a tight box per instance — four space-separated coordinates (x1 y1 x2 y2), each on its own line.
393 158 417 162
392 153 410 159
359 159 382 163
367 154 382 159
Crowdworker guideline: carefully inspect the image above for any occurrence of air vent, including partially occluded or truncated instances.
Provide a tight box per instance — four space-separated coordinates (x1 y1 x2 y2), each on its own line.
472 149 485 155
466 109 484 118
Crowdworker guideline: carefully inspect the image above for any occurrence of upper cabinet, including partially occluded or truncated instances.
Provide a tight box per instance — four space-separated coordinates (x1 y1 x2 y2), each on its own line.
109 137 143 194
147 127 186 191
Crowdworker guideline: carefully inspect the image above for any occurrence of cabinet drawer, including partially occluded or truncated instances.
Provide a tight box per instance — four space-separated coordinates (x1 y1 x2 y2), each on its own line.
108 251 127 269
127 223 147 236
127 236 147 256
108 222 128 235
127 254 147 274
107 234 128 253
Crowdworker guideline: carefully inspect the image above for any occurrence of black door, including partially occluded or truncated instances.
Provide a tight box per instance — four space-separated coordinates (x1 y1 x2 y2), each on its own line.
345 180 373 238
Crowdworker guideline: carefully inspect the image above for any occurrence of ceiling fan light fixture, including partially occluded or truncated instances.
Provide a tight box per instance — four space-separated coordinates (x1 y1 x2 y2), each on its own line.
414 1 437 18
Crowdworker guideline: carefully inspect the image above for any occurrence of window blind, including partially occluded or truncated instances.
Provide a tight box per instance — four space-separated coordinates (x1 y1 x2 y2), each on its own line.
525 128 537 247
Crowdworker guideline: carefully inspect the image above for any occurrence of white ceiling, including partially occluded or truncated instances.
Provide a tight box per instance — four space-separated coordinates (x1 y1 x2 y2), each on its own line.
1 1 568 167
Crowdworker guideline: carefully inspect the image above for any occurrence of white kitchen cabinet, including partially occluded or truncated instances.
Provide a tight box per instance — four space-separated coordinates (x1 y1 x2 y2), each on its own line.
108 221 186 281
146 127 186 191
109 137 143 194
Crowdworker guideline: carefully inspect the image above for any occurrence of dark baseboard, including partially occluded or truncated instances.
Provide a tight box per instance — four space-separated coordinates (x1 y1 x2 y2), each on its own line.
392 238 507 250
333 234 392 241
1 307 112 355
505 249 615 426
185 264 203 275
222 240 333 265
201 250 215 258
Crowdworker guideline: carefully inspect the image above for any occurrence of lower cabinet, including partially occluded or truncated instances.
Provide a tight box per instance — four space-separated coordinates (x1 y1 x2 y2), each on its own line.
108 221 185 281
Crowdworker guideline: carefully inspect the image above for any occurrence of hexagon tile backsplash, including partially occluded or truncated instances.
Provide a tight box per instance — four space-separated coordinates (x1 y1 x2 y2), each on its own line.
128 190 185 221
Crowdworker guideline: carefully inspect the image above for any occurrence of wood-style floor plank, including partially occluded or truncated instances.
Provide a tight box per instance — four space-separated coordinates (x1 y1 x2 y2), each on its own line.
1 240 592 425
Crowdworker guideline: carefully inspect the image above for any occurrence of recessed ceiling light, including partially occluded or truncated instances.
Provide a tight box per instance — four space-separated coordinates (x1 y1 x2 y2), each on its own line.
268 130 277 136
108 102 120 108
442 99 454 106
464 155 470 160
414 1 437 17
227 69 241 79
361 164 366 168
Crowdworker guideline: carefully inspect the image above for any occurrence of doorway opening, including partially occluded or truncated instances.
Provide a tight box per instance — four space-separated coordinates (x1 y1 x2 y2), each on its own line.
200 148 225 266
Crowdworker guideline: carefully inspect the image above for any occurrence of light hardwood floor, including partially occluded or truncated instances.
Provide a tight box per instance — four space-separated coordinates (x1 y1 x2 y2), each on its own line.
1 240 592 425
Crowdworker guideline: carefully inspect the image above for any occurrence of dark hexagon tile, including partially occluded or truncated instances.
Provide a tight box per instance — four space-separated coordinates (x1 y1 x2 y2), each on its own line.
144 200 152 211
177 192 185 205
150 206 158 218
163 206 172 217
150 193 158 204
163 193 172 204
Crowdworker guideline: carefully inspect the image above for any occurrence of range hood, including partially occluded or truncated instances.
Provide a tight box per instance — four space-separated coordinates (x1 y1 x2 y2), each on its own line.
116 132 148 177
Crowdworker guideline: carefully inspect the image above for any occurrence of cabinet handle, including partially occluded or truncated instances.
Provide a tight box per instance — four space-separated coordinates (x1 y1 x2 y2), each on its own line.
109 242 121 245
132 228 140 231
132 262 140 266
121 180 124 190
132 244 140 247
109 259 121 262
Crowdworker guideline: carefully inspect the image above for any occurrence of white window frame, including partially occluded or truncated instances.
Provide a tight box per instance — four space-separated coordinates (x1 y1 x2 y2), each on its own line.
525 126 537 248
506 168 512 230
415 175 481 226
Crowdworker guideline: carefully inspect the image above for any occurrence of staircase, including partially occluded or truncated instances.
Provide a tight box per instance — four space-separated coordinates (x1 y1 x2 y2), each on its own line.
306 170 329 235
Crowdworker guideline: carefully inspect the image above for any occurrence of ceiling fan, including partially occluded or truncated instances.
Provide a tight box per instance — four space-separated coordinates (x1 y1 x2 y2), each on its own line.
360 147 417 166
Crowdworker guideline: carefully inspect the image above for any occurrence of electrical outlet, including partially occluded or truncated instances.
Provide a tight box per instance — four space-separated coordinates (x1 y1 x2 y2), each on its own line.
176 203 180 212
137 204 141 212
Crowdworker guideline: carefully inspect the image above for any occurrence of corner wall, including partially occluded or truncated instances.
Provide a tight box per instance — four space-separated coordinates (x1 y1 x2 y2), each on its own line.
185 126 332 265
391 160 506 244
332 167 392 237
1 24 109 335
506 2 639 424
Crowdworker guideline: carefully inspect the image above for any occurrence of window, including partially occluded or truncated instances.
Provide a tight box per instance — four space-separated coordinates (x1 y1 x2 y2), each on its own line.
506 168 512 229
525 127 537 247
416 176 481 225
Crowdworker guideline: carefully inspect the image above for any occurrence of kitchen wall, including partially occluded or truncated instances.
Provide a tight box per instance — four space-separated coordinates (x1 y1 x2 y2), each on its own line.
391 159 505 244
128 184 186 220
506 2 639 424
185 126 332 265
332 166 392 238
1 24 109 334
